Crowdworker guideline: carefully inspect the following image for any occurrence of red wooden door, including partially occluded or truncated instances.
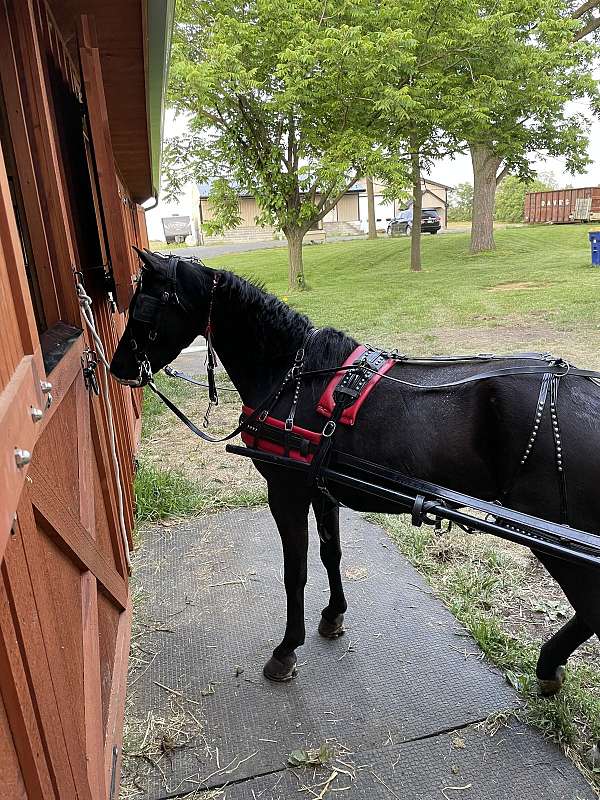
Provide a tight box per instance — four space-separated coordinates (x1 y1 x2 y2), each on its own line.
0 2 138 797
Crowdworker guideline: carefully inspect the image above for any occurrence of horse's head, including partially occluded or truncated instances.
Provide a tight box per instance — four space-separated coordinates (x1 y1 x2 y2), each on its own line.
111 249 211 386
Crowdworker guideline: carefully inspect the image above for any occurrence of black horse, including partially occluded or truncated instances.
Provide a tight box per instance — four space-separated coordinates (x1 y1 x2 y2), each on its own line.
111 251 600 755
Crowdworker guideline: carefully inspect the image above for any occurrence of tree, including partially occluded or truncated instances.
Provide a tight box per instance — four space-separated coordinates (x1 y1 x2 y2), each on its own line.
494 174 557 223
447 182 474 222
453 0 598 253
165 0 413 290
366 177 377 240
373 0 480 270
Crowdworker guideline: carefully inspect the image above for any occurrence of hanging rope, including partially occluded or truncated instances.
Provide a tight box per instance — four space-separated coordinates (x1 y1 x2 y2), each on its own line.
76 280 132 571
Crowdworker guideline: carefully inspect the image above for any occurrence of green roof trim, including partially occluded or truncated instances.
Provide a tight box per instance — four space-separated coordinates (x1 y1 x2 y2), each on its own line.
147 0 175 197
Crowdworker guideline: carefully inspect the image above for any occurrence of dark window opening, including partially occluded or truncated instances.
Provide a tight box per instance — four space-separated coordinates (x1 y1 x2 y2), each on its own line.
46 53 105 279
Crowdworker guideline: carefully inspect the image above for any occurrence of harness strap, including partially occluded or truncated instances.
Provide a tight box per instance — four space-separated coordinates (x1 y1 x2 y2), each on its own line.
147 379 271 443
203 273 221 426
550 375 569 524
306 348 387 487
502 372 551 502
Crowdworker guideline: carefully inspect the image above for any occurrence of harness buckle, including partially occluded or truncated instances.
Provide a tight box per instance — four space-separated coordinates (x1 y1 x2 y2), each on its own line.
140 359 153 384
285 417 294 431
259 410 268 422
295 348 305 364
322 420 336 438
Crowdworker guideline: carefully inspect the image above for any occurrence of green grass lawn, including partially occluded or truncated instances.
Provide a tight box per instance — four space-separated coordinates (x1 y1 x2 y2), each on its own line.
205 225 600 364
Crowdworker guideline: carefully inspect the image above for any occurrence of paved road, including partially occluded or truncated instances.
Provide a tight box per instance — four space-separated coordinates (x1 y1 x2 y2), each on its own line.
127 507 594 800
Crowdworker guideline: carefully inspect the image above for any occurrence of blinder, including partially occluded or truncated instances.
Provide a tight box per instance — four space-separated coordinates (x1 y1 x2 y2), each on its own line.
129 254 180 377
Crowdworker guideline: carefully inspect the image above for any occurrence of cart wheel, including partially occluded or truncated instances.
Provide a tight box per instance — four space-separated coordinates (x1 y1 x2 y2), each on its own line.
405 224 412 236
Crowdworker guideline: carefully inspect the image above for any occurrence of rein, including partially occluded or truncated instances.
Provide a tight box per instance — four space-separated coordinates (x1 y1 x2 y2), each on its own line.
150 347 600 447
146 326 320 443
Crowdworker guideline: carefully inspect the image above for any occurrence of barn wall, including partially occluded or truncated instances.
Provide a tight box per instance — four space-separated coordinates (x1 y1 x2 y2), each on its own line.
0 1 148 797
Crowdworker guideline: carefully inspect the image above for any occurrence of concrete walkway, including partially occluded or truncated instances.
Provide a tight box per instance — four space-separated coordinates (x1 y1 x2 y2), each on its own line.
125 507 593 800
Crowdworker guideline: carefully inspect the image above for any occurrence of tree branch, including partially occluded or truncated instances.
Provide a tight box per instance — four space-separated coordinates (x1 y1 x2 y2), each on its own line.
572 0 599 19
574 12 600 38
496 164 511 185
317 174 361 219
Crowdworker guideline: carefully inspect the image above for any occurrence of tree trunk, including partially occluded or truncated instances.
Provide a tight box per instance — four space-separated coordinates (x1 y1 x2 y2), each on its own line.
285 227 307 291
470 143 502 254
366 176 377 240
410 147 422 272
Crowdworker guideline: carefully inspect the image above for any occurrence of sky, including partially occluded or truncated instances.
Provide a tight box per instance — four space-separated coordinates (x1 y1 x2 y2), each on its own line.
147 93 600 240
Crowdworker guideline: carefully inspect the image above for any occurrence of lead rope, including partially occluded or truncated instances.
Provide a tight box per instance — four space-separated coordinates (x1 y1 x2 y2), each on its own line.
203 273 220 427
75 279 132 571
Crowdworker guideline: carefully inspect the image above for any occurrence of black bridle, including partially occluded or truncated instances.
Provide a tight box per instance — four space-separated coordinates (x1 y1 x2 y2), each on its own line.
129 254 181 385
129 254 222 424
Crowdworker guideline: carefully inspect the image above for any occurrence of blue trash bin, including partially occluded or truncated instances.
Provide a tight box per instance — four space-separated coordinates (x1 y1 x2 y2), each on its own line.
590 231 600 266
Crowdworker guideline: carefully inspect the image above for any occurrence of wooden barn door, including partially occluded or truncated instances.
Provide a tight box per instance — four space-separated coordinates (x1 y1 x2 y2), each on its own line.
0 2 135 798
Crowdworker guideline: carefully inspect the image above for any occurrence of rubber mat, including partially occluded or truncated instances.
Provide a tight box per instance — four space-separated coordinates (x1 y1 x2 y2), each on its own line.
125 507 593 799
208 720 592 799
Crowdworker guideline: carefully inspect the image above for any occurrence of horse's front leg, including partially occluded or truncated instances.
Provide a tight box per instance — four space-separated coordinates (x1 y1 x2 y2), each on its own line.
312 492 347 638
263 480 311 682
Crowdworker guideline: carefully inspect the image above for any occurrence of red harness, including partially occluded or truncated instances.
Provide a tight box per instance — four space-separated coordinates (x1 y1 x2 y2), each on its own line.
241 345 395 463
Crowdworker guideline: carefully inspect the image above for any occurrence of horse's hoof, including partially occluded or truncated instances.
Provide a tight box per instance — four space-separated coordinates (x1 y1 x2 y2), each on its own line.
537 665 566 697
318 614 345 639
585 744 600 770
263 654 298 682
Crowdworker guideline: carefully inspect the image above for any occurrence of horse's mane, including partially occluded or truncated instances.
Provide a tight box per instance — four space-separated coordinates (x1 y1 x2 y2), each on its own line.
216 269 357 370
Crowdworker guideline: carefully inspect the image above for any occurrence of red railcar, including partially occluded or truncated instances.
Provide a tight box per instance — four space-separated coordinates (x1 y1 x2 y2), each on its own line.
524 186 600 224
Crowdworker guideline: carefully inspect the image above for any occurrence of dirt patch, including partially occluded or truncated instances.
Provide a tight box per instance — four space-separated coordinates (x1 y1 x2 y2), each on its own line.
372 323 600 371
141 381 266 499
487 281 547 292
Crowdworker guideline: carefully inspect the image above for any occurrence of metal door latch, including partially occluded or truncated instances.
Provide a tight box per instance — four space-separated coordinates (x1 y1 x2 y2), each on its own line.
82 349 100 395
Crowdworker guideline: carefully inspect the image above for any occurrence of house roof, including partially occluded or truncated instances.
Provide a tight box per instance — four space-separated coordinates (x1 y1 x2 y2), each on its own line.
198 175 453 199
338 177 453 194
197 179 255 198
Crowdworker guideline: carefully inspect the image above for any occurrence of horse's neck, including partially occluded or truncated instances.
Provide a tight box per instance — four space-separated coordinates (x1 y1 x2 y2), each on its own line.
210 288 308 407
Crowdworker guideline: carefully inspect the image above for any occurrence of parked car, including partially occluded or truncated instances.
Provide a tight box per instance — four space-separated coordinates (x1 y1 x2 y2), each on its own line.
387 208 442 236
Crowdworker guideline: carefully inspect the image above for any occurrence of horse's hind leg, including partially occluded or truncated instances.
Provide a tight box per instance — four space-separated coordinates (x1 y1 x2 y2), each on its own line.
312 493 347 639
536 553 600 765
536 615 593 696
263 479 310 683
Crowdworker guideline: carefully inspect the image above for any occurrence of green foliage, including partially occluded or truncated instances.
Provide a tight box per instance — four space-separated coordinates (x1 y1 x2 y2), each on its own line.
452 1 599 178
495 174 558 223
448 182 474 222
202 178 243 236
166 0 417 237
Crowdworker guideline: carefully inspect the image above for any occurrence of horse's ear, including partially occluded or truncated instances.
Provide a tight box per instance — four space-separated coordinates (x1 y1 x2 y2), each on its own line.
132 246 158 271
